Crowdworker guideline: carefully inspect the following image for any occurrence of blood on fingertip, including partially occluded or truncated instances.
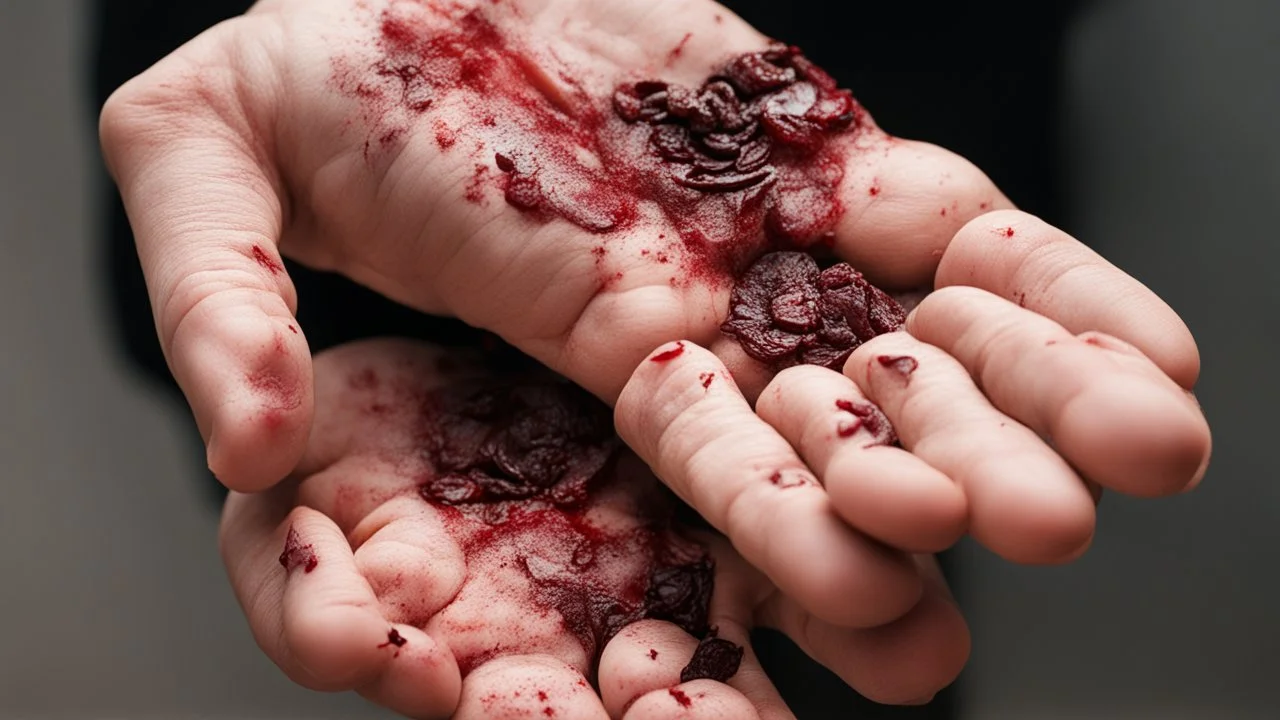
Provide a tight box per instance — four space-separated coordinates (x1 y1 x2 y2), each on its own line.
876 354 919 379
279 526 318 574
668 688 693 708
650 342 686 363
250 245 283 275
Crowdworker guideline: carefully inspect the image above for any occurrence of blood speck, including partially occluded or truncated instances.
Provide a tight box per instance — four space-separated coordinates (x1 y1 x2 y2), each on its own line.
1001 226 1016 238
669 688 693 708
279 527 318 574
979 201 992 210
714 13 724 23
699 372 715 389
591 246 607 262
650 342 686 363
1017 292 1028 308
877 355 919 379
287 325 298 334
680 636 745 683
667 33 693 64
1045 339 1059 347
868 182 881 197
768 469 810 489
940 207 947 216
649 648 660 660
251 245 283 275
1084 336 1105 347
543 708 555 718
378 628 408 652
537 690 548 702
248 370 302 412
722 252 906 371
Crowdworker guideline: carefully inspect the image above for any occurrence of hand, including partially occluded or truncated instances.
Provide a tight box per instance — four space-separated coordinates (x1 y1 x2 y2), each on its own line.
220 339 969 717
103 0 1210 623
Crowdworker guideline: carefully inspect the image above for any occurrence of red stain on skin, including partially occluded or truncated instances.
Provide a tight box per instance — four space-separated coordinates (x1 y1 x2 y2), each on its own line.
287 324 298 334
699 372 715 389
537 690 549 702
250 245 283 275
979 201 992 211
650 342 686 363
666 32 693 65
669 688 693 708
868 181 881 197
417 378 715 669
543 708 555 717
877 354 919 379
649 648 659 660
1001 226 1016 238
247 369 302 412
1017 292 1028 308
835 398 896 446
339 10 873 283
279 527 318 573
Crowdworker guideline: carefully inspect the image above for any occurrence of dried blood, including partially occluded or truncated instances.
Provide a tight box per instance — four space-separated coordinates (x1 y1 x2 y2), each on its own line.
721 251 905 371
415 377 714 667
279 527 318 574
680 636 744 683
835 399 896 447
341 8 871 281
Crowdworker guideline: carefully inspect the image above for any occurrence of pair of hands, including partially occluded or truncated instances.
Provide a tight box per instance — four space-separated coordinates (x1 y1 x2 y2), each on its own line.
101 0 1212 716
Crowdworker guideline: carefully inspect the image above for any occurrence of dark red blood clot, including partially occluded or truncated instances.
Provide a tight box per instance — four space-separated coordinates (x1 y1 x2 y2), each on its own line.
721 251 906 371
279 527 318 574
668 687 693 708
680 636 745 683
379 628 408 649
414 376 714 666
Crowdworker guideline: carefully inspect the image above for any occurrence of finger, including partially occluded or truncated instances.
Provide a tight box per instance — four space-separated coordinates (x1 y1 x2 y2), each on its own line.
758 555 969 706
844 333 1096 564
624 680 763 720
219 496 461 717
756 365 967 552
454 655 607 720
831 137 1014 289
100 23 310 491
936 210 1201 388
616 341 922 628
348 496 467 628
907 286 1211 496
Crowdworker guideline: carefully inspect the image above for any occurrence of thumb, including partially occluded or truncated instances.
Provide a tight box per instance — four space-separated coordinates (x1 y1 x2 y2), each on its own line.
100 25 310 492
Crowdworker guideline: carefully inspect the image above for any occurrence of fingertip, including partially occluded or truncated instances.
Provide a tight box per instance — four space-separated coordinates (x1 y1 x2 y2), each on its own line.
826 449 969 553
358 625 462 720
1059 379 1212 498
969 457 1097 565
189 315 313 491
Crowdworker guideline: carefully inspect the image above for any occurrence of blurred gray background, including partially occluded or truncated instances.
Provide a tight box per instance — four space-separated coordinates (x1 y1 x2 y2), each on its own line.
0 0 1275 718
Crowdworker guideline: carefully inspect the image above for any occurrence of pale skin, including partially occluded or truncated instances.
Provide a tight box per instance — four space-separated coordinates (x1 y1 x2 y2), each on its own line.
101 0 1211 713
221 338 969 718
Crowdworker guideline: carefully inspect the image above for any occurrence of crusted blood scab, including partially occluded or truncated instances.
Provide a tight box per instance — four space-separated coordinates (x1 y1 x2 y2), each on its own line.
680 636 745 683
835 399 897 447
721 251 906 371
414 377 714 664
877 354 919 379
279 526 318 574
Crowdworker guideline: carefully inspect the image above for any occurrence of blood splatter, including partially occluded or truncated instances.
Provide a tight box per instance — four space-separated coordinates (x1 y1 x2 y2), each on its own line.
279 526 318 574
378 628 408 657
649 648 659 660
251 245 283 275
650 342 687 363
338 8 873 282
722 252 905 371
669 687 693 708
699 372 715 389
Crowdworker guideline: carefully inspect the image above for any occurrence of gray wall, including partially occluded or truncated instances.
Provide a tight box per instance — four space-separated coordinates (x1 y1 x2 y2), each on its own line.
0 0 1274 718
